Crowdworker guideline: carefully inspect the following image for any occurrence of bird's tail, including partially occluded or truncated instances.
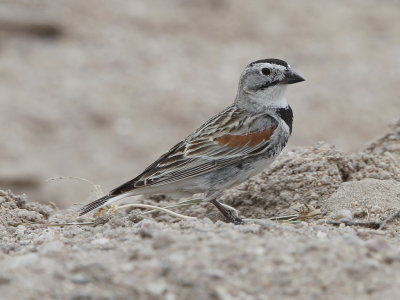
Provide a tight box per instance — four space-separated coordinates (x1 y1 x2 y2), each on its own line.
79 193 131 216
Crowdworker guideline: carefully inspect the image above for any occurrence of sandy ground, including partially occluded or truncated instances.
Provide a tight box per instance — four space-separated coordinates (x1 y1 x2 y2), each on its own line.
1 1 400 299
1 120 400 299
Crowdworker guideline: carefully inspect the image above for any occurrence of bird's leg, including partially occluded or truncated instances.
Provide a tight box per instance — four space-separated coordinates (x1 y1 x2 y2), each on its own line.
210 199 244 225
219 202 239 214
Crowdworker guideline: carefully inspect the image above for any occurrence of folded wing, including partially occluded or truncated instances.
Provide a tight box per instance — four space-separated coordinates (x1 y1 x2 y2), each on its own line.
110 105 278 195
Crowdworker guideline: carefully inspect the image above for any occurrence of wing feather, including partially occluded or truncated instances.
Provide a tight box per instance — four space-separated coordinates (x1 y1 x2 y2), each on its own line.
110 105 278 195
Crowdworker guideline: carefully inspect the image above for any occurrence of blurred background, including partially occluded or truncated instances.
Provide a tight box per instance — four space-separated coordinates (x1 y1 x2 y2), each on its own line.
0 0 399 207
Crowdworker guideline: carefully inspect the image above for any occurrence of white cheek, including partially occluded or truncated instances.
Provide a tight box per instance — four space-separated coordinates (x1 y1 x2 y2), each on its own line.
255 85 288 108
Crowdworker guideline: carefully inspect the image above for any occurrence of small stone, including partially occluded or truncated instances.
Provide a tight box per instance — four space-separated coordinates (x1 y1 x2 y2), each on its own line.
309 200 317 206
201 217 213 224
108 216 127 228
93 214 113 226
330 209 353 222
128 211 144 223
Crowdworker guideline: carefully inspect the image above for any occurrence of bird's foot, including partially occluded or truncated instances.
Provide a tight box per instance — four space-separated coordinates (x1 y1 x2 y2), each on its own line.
210 199 245 225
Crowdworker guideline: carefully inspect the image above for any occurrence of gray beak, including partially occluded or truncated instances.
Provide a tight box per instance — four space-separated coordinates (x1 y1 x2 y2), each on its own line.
281 68 305 84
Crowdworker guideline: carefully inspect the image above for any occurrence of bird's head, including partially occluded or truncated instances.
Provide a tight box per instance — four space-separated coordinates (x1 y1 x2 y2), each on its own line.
236 58 305 110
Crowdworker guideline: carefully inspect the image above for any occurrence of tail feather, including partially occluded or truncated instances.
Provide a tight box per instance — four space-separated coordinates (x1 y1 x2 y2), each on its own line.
79 195 112 216
79 193 131 216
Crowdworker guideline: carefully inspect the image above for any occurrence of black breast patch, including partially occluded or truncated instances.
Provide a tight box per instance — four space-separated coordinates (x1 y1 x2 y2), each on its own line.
276 106 293 134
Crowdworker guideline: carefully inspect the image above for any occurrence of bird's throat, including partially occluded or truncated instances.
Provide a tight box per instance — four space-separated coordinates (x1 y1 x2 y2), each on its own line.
236 84 288 112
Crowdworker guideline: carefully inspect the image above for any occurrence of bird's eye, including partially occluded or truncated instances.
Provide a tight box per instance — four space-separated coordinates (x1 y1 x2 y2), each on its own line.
261 68 271 76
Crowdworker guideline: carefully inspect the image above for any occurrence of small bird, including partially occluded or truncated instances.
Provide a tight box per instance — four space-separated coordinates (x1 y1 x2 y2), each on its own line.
80 58 305 224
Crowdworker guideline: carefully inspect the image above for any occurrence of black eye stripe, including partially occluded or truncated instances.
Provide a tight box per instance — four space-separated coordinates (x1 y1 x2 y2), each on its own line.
261 68 271 75
258 80 279 90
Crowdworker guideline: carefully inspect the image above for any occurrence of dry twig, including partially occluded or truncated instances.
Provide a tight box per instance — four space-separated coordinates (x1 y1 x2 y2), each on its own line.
378 208 400 230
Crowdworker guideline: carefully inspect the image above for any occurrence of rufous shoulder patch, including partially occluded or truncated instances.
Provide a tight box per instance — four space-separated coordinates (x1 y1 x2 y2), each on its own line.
214 127 275 147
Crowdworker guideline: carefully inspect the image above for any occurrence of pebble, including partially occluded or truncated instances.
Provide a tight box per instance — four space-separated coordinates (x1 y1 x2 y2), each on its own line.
129 211 144 223
330 209 353 222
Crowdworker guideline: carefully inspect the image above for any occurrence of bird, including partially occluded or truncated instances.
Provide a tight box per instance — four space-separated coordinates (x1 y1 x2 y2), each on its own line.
79 58 305 224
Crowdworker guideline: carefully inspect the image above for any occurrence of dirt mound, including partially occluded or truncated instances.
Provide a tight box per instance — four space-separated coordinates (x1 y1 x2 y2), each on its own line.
323 179 400 225
215 120 400 220
0 190 54 228
350 120 400 182
348 151 400 182
365 119 400 160
219 143 351 219
0 190 54 254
